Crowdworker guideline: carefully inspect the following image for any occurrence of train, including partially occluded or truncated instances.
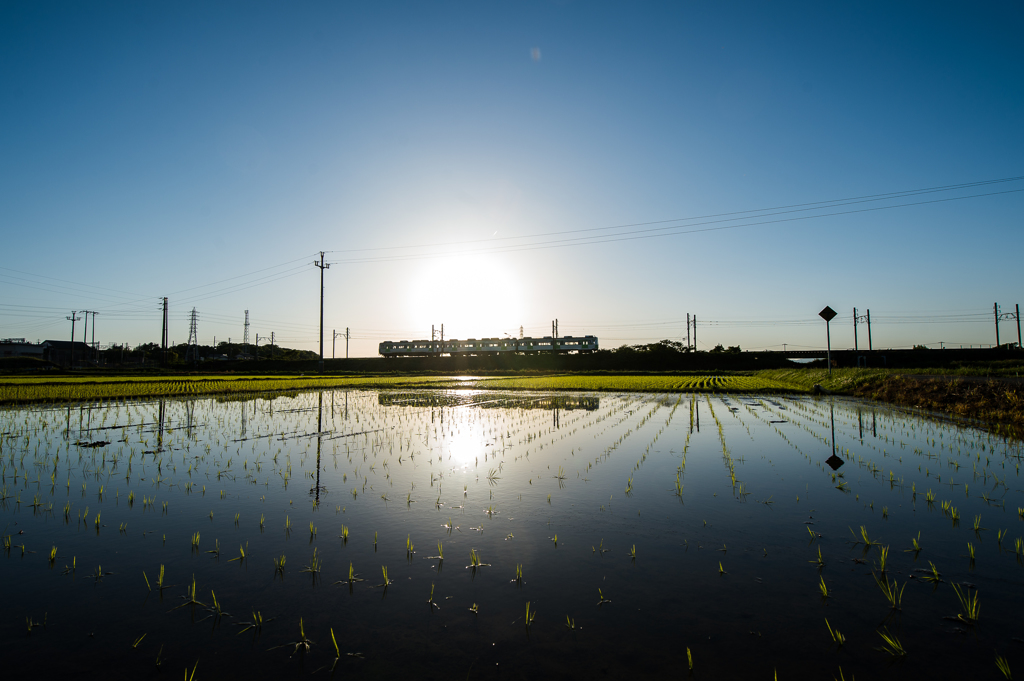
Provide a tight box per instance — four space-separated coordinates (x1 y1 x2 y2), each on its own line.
378 335 599 357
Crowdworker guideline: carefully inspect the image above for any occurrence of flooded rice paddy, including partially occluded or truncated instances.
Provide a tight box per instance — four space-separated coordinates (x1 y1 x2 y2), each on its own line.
2 389 1023 679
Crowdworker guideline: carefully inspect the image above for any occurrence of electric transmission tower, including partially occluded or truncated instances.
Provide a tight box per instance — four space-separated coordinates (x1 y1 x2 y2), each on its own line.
243 310 250 353
185 308 199 364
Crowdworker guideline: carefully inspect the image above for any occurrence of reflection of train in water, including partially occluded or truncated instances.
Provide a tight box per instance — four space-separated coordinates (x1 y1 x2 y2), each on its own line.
378 393 600 411
378 336 598 357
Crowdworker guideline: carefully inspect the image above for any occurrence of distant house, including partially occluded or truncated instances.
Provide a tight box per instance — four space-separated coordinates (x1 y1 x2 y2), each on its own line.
40 340 94 367
0 338 44 359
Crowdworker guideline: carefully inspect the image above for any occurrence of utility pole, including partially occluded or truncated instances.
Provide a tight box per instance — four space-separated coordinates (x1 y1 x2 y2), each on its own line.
693 315 697 350
995 302 1000 347
346 327 350 359
90 311 99 363
1018 304 1022 349
333 329 336 359
271 331 275 359
686 313 691 351
66 311 80 368
313 252 330 373
161 297 169 365
866 309 872 351
255 333 260 361
80 310 96 363
244 310 250 356
853 307 858 351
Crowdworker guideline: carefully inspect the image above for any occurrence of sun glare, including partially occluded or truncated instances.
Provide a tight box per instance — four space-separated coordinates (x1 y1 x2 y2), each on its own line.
406 254 524 340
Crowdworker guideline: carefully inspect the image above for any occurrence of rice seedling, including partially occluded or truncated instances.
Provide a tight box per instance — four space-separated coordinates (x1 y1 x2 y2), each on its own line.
236 609 268 636
810 547 825 569
719 561 725 575
228 543 247 563
597 588 612 605
48 545 57 567
524 601 536 628
467 548 490 569
819 576 830 599
952 583 980 624
552 534 558 546
377 565 393 588
132 633 147 648
184 660 199 681
309 521 316 538
512 563 523 584
190 532 200 552
269 618 314 657
565 615 576 630
170 575 206 611
967 542 976 563
25 613 46 633
995 655 1012 679
974 515 986 532
850 525 880 547
825 619 845 646
406 534 415 556
426 582 439 609
340 525 349 542
469 603 478 614
205 539 221 558
920 561 942 584
906 532 922 554
876 627 906 657
687 647 693 672
875 545 890 573
875 574 904 610
300 548 321 575
274 555 286 576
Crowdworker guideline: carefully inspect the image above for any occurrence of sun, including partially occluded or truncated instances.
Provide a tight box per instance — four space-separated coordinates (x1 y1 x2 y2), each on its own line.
405 253 524 340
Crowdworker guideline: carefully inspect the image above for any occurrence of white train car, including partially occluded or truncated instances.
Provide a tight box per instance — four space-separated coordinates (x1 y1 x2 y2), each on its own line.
378 335 598 357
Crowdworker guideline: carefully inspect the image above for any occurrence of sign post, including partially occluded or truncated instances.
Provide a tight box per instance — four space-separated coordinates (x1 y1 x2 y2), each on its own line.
819 306 837 375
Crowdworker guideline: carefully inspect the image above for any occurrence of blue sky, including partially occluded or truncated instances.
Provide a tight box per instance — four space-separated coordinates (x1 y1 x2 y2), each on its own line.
2 1 1022 355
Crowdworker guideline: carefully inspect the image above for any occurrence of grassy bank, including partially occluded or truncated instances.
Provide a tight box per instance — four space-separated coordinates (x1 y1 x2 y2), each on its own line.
760 367 1024 437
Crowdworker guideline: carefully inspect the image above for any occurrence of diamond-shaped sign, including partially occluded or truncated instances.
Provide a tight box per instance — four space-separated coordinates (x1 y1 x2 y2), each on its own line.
819 306 837 322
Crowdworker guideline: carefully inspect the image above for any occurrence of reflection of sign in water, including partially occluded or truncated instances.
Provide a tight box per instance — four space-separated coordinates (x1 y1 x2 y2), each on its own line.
378 393 600 411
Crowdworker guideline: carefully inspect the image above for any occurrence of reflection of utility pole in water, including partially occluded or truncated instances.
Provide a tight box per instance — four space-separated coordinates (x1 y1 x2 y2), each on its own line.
65 405 72 441
157 399 165 451
240 402 247 439
857 409 863 442
553 407 559 429
872 411 877 438
311 391 326 504
696 399 700 432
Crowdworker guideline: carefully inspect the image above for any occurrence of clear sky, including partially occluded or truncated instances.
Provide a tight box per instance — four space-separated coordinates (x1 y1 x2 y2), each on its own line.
2 1 1022 356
